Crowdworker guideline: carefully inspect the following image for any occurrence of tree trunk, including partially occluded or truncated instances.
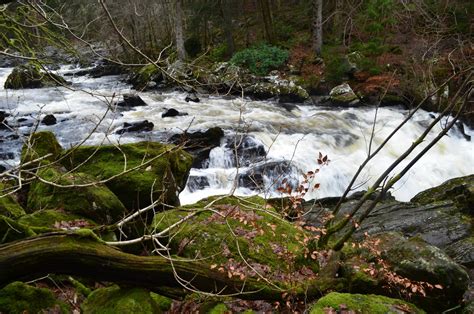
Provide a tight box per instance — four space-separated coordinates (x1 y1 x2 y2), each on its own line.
174 0 187 60
219 0 235 57
312 0 323 57
0 232 335 300
258 0 275 44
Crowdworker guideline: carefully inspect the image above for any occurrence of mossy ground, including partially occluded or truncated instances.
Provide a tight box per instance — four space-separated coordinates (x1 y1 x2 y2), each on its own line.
310 292 424 314
152 195 317 286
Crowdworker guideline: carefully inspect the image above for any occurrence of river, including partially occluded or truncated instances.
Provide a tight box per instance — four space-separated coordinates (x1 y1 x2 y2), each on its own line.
0 65 472 204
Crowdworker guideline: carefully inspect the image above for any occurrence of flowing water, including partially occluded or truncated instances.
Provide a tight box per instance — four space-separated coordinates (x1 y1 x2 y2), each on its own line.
1 65 473 205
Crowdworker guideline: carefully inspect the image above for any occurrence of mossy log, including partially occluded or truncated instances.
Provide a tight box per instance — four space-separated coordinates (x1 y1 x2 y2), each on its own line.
0 232 331 301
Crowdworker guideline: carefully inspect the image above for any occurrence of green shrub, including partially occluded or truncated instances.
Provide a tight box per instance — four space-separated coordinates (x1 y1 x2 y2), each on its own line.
230 44 289 76
209 43 228 62
325 56 352 84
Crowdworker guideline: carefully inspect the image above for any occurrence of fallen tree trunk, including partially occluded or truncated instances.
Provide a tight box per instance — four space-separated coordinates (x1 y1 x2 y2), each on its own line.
0 232 329 300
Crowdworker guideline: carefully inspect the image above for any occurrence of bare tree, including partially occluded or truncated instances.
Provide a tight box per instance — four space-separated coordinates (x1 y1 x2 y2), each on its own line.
312 0 323 56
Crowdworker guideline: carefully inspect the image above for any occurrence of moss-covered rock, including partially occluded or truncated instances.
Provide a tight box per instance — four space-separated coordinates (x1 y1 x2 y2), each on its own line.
152 195 317 285
0 215 35 244
0 281 70 313
329 83 361 106
128 64 163 90
411 174 473 214
18 209 96 231
0 182 25 218
81 285 164 314
61 142 193 210
4 63 67 89
310 292 424 314
378 232 469 303
27 166 126 224
21 131 63 166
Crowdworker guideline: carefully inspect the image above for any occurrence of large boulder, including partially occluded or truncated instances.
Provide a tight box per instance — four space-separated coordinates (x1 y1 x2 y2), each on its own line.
116 120 154 134
127 64 163 91
4 64 67 89
310 292 424 314
116 94 148 107
238 160 298 191
152 195 318 280
26 166 126 224
81 285 171 314
61 142 193 210
247 78 309 102
378 232 469 308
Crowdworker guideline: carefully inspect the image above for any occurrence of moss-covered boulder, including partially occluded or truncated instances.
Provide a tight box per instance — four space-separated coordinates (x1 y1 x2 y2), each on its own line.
247 79 309 102
18 209 96 231
0 281 69 313
27 166 126 224
0 182 25 218
21 131 63 166
128 64 163 90
310 292 424 314
4 63 67 89
329 83 361 106
152 195 317 285
378 232 469 304
61 142 193 210
411 174 473 214
81 285 168 314
0 215 35 244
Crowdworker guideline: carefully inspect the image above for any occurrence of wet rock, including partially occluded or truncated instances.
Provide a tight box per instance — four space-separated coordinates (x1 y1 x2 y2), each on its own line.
225 135 266 167
247 79 309 103
74 60 128 78
116 94 148 107
169 127 224 168
41 114 57 126
162 108 188 118
329 83 360 106
0 111 10 130
4 64 68 89
128 64 163 90
238 160 298 191
185 93 200 103
116 120 154 134
186 176 210 192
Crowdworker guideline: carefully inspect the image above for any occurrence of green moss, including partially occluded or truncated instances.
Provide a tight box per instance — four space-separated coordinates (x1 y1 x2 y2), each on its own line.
81 285 162 314
129 64 162 90
0 215 35 244
18 209 96 229
4 63 67 89
310 292 424 314
0 182 26 218
27 166 126 224
21 131 63 165
61 142 193 209
150 292 173 311
0 281 70 313
152 195 313 285
208 303 229 314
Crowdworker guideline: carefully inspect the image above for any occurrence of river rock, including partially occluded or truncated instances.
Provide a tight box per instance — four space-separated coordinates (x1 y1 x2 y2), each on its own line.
20 131 63 166
247 78 309 102
329 83 360 106
185 93 200 103
224 135 266 167
60 141 193 210
41 114 57 126
186 175 210 192
128 64 163 91
116 94 148 107
0 111 10 130
162 108 188 118
74 59 128 78
4 64 68 89
169 127 224 168
116 120 154 134
238 160 298 191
